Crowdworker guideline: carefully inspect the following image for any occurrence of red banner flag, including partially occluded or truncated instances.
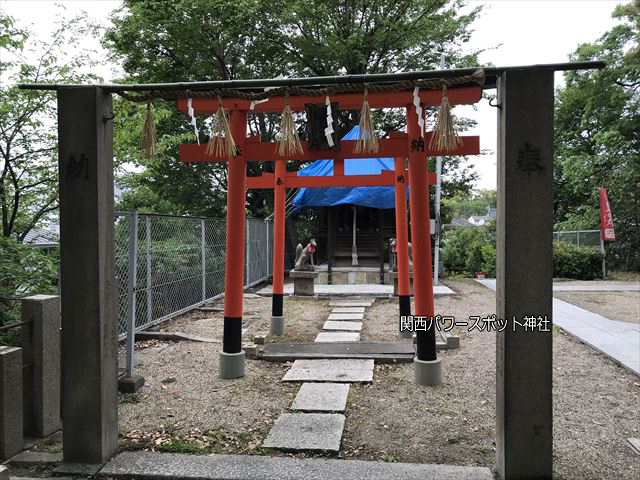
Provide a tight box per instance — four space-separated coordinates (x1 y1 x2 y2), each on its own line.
599 188 615 242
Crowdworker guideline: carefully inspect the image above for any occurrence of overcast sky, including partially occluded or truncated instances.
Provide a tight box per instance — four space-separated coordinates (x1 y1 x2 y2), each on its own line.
1 0 627 190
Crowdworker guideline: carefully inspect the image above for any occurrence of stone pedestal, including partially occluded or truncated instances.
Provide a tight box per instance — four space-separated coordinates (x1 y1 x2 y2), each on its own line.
0 346 22 461
290 270 318 296
391 271 413 296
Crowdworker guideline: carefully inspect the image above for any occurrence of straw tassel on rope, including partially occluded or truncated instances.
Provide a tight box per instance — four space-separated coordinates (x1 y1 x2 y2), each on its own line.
206 95 236 157
277 90 303 157
429 85 462 152
140 101 157 157
354 86 379 154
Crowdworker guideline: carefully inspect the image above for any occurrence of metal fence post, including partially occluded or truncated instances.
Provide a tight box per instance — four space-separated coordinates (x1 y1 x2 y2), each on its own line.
201 219 206 301
246 221 251 287
146 216 152 326
125 211 138 378
600 236 607 279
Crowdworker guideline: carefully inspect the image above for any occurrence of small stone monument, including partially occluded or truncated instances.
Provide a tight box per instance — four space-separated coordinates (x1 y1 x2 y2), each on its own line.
290 239 319 296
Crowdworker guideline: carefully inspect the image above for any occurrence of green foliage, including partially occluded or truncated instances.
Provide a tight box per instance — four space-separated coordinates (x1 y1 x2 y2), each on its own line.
0 236 58 332
441 189 496 224
441 221 495 277
553 241 603 280
0 11 100 240
554 1 640 271
104 0 484 217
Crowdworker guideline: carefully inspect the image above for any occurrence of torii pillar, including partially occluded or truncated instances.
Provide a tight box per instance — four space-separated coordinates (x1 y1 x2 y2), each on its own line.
270 158 286 335
394 156 412 339
407 103 440 386
220 110 248 379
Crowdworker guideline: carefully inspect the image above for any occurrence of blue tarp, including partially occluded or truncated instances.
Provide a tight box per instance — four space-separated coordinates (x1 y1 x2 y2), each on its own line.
291 126 403 209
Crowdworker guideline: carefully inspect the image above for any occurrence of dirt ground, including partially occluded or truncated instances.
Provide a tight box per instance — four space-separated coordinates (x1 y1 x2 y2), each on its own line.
553 291 640 324
117 280 640 480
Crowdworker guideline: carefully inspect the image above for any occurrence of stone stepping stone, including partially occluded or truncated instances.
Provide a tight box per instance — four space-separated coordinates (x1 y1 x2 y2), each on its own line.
323 320 362 331
262 413 345 451
282 359 374 383
291 383 350 412
315 332 360 343
327 313 364 321
329 300 373 307
331 307 366 314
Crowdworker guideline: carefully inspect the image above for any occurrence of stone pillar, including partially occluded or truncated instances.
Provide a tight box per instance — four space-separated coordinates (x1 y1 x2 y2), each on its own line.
0 346 23 461
496 69 554 479
21 295 61 438
57 87 118 464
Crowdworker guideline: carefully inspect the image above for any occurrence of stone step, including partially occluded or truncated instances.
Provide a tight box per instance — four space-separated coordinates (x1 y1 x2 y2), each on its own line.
331 307 366 314
259 341 415 363
282 359 374 383
290 383 350 412
323 321 362 331
315 332 360 343
327 313 364 321
100 451 495 479
329 300 374 307
262 413 345 452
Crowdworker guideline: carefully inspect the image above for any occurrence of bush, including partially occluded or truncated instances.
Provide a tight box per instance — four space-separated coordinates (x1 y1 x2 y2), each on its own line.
553 241 603 280
441 222 495 277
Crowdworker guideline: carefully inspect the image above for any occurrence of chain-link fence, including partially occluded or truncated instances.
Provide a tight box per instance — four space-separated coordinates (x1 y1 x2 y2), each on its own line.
115 212 273 343
553 229 603 249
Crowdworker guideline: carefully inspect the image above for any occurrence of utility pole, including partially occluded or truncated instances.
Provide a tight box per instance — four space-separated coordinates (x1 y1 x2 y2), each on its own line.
433 54 445 285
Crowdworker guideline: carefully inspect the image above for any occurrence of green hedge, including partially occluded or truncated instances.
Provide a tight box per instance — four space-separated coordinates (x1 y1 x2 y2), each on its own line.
553 241 603 280
442 225 603 280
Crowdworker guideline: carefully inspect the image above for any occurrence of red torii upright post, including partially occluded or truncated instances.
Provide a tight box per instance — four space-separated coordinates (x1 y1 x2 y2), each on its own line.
270 158 286 335
219 110 248 379
407 102 439 385
394 155 412 337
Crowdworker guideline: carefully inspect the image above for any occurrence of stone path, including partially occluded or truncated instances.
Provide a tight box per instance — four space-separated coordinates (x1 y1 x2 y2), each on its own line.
262 298 377 452
475 279 640 376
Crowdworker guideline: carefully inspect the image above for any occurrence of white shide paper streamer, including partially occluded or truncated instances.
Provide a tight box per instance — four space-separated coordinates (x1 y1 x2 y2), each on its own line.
412 87 425 138
324 96 335 147
187 98 200 144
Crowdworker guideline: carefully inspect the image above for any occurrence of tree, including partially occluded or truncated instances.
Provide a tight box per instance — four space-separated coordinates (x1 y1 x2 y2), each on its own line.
554 0 640 270
0 13 99 240
103 0 483 217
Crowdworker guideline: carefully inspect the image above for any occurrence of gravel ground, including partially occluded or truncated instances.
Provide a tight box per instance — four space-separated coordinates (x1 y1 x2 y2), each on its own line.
553 291 640 324
118 280 640 479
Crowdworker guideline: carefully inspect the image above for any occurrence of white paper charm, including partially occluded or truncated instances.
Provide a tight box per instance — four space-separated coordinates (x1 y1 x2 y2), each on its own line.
187 97 200 144
413 87 425 138
324 96 335 147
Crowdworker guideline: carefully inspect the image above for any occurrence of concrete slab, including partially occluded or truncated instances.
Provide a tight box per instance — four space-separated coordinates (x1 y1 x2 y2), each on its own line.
475 278 639 292
329 301 374 307
315 332 360 343
291 383 350 412
323 321 362 331
262 413 345 451
100 451 495 479
260 342 415 362
8 451 62 466
475 279 640 376
327 313 364 321
258 284 454 296
283 359 374 383
331 307 366 313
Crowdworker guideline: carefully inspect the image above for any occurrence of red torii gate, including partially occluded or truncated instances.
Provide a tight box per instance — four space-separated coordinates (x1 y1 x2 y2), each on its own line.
177 86 481 384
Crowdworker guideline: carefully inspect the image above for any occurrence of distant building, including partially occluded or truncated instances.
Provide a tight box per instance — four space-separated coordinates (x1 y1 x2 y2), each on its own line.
23 225 59 254
468 207 496 226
